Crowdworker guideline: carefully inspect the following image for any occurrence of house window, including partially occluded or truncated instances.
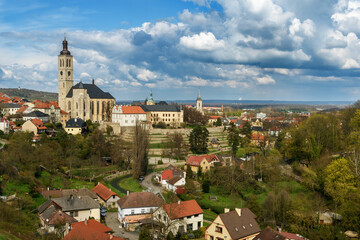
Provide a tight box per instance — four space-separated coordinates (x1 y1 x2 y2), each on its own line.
74 211 78 217
131 210 135 214
215 226 222 233
187 216 191 219
187 223 193 232
194 214 199 217
141 209 145 214
179 225 184 233
163 216 166 221
198 221 201 229
209 236 214 240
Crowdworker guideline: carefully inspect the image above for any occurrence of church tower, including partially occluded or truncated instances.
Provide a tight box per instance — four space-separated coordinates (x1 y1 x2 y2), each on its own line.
58 36 73 111
196 89 203 113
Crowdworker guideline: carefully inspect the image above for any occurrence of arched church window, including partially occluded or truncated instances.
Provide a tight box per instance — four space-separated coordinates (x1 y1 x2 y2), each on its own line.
97 101 99 115
76 102 78 109
66 59 68 67
60 71 63 76
68 71 71 77
69 61 71 67
63 83 65 88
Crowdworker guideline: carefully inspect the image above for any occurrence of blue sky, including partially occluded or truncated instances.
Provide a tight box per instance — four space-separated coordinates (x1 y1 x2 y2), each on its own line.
1 0 360 101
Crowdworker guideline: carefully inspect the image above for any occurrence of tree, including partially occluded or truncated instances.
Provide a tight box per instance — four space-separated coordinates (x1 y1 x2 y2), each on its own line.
202 179 210 193
132 122 150 179
197 165 202 179
186 166 193 180
106 125 113 135
189 125 209 154
214 117 222 126
168 132 186 160
139 226 152 240
241 121 252 144
246 194 261 216
227 123 241 156
184 107 208 125
325 158 357 205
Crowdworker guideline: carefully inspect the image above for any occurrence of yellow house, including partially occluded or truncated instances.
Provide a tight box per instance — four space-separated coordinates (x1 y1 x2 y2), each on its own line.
65 118 86 135
205 208 261 240
185 155 211 173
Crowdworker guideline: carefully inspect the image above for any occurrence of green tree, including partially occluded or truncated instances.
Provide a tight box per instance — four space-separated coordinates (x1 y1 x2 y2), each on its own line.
106 125 113 135
132 122 150 179
227 123 241 156
197 165 202 179
241 121 252 144
325 158 357 205
214 117 222 126
139 226 152 240
202 179 210 193
168 132 186 160
189 125 209 154
186 166 193 180
246 194 261 216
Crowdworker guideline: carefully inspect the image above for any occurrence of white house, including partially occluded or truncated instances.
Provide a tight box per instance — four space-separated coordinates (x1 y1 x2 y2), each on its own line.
153 200 203 235
91 183 120 209
23 110 50 123
0 103 22 117
0 119 9 134
112 105 147 127
166 177 186 192
117 192 163 229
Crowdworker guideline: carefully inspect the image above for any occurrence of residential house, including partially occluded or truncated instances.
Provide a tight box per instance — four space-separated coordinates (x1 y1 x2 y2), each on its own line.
0 119 9 134
65 118 87 135
253 226 306 240
38 195 101 222
92 183 120 209
22 119 47 135
117 192 163 230
161 167 184 186
38 188 98 201
23 110 50 123
205 208 261 240
208 116 222 125
112 105 147 126
0 103 22 117
153 200 203 235
251 134 266 146
251 118 263 134
165 176 186 192
60 110 70 126
38 202 78 236
185 155 220 173
63 219 125 240
33 101 61 123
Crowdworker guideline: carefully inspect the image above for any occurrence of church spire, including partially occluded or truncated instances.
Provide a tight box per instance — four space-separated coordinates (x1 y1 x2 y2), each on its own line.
60 34 71 55
197 89 202 100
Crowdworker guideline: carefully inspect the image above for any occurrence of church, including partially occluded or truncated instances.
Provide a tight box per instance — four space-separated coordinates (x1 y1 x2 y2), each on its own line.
58 38 115 122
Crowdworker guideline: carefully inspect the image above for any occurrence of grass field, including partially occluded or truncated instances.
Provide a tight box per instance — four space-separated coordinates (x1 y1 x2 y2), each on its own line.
203 209 218 222
70 165 118 178
117 175 144 193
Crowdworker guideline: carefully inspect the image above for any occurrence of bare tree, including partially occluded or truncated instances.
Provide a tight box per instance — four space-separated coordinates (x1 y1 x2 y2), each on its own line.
132 121 150 179
152 205 187 239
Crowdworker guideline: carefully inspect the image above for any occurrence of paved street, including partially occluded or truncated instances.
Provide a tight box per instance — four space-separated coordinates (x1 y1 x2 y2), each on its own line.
141 172 162 194
105 212 139 240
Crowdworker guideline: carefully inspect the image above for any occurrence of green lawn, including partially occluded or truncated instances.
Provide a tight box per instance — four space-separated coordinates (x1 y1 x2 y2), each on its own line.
0 232 21 240
70 165 118 178
117 175 144 193
39 171 95 189
203 209 217 222
3 181 30 195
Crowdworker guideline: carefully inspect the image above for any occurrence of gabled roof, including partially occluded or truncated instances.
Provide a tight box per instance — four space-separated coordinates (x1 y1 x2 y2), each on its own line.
140 105 181 112
121 106 146 114
71 219 112 233
117 192 163 209
34 101 60 109
40 205 78 226
254 226 286 240
0 103 21 108
92 183 118 201
52 195 100 211
186 154 219 166
66 82 114 99
218 208 260 240
167 176 183 186
163 200 203 220
24 110 49 118
251 134 265 141
60 109 68 114
30 119 47 130
280 231 306 240
65 118 86 128
16 105 29 114
161 169 173 181
64 220 125 240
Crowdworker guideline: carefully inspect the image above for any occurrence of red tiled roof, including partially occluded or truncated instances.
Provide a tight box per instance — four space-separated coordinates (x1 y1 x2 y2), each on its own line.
251 134 265 141
92 183 118 201
64 219 125 240
163 200 203 220
34 101 60 109
209 116 222 119
60 109 68 114
17 105 28 113
186 154 219 166
175 188 186 195
31 119 47 130
121 106 145 114
280 232 305 240
29 120 45 129
161 169 173 181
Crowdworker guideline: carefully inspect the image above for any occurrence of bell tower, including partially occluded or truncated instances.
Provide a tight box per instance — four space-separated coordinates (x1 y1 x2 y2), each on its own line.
196 89 203 113
58 36 73 111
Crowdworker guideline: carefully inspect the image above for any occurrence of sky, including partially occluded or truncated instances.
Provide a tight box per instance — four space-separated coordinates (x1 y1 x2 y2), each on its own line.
0 0 360 101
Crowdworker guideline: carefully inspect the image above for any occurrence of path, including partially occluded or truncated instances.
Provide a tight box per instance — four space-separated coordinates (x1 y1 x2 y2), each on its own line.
140 172 162 194
105 212 139 240
109 174 131 194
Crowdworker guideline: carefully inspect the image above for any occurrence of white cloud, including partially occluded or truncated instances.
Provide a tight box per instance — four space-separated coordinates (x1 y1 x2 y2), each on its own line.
180 32 224 51
182 0 212 7
137 69 157 81
256 75 276 85
185 76 209 86
332 0 360 34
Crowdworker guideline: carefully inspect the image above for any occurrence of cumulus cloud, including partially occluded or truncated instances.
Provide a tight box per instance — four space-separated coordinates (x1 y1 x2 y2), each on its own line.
256 75 276 85
180 32 224 51
185 76 209 86
136 69 157 81
332 0 360 34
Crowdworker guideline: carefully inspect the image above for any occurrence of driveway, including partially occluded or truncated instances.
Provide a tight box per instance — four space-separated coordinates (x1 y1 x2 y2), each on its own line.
140 172 162 194
105 212 139 240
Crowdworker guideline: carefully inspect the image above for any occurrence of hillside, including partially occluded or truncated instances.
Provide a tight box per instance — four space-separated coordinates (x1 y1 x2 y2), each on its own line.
0 88 58 101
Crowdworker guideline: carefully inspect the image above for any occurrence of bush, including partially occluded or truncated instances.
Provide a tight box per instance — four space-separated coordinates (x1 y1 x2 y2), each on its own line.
158 159 163 164
202 180 210 193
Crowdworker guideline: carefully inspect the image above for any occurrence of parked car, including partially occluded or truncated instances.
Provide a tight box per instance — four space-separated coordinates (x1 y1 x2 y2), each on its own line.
100 206 107 217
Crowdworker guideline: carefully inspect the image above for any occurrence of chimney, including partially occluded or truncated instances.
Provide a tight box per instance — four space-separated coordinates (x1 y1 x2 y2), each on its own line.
235 208 242 216
92 79 95 85
85 218 88 225
127 191 129 196
178 201 181 205
224 208 230 213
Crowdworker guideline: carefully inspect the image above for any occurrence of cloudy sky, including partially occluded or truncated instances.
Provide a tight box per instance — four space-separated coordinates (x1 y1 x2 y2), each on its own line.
0 0 360 101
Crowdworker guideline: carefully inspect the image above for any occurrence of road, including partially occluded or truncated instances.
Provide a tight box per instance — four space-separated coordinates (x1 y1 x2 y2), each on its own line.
105 212 139 240
140 172 162 194
109 174 131 194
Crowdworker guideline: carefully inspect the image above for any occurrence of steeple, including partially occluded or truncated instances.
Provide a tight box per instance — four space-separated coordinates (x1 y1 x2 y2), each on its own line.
197 89 202 100
60 35 71 55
